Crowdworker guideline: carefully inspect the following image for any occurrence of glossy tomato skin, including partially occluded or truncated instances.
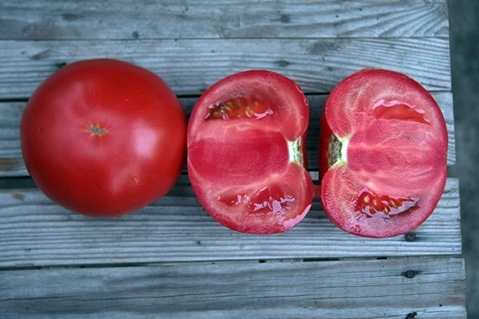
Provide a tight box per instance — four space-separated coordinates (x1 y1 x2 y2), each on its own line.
188 70 314 234
319 69 448 238
21 59 186 217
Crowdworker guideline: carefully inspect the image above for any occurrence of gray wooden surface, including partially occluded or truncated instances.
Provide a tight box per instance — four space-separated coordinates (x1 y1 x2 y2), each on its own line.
0 0 448 39
0 257 466 318
0 38 451 98
0 0 466 318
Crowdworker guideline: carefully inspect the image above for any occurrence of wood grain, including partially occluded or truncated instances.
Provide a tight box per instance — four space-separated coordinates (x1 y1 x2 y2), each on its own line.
0 257 466 318
0 0 449 40
0 178 460 268
0 37 451 99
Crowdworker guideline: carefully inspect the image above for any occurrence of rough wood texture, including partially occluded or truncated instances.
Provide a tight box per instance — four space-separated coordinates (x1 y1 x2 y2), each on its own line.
0 91 456 177
0 257 466 318
0 38 451 99
0 178 460 268
0 0 449 40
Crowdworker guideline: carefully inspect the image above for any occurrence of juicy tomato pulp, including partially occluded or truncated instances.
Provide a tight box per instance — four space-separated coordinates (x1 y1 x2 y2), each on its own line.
319 69 448 238
188 70 314 234
20 59 186 217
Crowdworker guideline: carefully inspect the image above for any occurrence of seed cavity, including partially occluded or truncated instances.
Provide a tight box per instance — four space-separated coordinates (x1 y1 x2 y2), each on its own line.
205 97 273 120
219 186 295 216
372 99 430 126
356 190 418 218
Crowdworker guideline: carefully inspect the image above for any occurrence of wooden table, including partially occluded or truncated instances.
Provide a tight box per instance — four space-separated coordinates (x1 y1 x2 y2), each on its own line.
0 1 466 318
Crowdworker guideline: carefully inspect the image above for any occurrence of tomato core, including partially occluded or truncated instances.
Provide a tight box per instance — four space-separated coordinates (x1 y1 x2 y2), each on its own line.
326 132 349 168
288 139 305 166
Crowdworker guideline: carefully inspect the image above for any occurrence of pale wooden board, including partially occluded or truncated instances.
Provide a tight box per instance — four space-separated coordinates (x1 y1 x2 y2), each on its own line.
0 37 451 99
0 0 449 40
0 92 456 177
0 257 466 318
0 178 460 268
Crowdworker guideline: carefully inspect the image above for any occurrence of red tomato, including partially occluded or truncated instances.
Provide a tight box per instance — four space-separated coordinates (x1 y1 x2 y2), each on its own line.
187 70 314 234
319 69 448 238
20 59 186 217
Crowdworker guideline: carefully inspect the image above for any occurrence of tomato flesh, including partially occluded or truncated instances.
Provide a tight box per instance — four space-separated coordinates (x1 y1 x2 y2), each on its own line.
319 69 448 238
188 126 288 185
188 70 313 234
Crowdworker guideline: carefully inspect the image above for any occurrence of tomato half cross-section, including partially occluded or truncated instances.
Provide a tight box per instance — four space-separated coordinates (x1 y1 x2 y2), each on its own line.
319 69 448 238
20 59 186 217
187 70 314 234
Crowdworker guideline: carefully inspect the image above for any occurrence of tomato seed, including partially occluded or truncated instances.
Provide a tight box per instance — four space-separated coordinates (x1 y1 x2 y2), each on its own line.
356 190 418 218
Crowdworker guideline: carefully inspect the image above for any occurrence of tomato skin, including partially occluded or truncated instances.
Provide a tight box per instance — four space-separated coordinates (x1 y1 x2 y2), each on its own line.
319 69 448 238
187 70 314 234
20 59 186 217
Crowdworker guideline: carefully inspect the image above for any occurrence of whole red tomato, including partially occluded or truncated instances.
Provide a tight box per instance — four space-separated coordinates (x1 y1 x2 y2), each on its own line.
20 59 186 217
187 70 314 234
319 69 448 238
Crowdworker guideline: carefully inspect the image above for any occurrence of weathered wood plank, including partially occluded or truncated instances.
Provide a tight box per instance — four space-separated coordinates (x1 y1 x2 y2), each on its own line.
0 91 456 177
0 38 451 99
0 0 449 40
0 178 460 267
0 257 466 318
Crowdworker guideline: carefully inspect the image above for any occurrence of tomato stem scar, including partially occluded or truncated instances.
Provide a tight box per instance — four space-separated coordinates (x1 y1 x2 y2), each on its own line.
87 125 107 136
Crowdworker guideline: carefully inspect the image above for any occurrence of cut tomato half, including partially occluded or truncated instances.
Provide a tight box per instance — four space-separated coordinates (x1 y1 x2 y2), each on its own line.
319 69 448 238
188 70 314 234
